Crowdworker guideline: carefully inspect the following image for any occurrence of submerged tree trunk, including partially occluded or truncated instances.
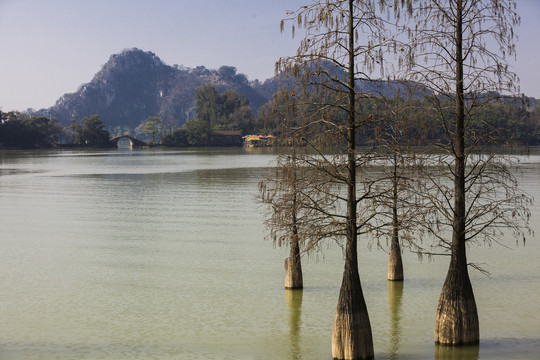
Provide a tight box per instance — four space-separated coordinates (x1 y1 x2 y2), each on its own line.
435 0 479 345
285 233 303 289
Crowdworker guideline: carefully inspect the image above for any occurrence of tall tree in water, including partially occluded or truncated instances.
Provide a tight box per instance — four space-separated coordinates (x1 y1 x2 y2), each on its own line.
395 0 532 345
372 96 426 282
278 1 387 358
259 93 324 290
259 113 304 289
259 149 306 289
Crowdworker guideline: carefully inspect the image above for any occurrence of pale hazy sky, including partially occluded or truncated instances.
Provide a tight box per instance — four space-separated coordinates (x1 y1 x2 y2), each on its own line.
1 0 539 112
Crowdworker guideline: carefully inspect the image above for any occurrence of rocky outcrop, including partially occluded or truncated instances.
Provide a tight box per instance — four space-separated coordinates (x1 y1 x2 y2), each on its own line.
37 48 275 131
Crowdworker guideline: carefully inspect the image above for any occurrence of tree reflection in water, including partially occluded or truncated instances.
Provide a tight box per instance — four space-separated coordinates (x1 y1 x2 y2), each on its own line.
388 281 404 359
285 289 303 360
435 343 479 360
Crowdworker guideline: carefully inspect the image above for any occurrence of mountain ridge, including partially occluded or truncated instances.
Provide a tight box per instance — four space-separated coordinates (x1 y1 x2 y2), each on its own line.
32 47 537 132
36 48 278 130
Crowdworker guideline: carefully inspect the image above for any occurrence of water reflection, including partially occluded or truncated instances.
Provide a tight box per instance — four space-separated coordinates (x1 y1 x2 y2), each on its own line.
435 344 479 360
388 281 404 359
285 289 303 360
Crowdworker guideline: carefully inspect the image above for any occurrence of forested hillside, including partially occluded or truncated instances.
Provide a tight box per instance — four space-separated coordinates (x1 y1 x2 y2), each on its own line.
31 48 278 131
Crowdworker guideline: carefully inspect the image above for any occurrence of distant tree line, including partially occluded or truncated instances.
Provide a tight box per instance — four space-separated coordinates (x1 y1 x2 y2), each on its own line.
259 92 540 147
0 112 111 149
2 87 540 149
0 112 63 149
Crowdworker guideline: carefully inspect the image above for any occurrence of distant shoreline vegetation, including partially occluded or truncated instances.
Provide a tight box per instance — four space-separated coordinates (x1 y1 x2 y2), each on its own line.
2 91 540 150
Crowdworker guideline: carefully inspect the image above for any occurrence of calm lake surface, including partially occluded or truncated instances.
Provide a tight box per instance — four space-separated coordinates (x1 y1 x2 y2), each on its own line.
1 147 539 359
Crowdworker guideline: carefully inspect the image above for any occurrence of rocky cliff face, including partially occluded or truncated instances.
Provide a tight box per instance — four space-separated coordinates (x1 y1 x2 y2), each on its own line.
43 48 276 130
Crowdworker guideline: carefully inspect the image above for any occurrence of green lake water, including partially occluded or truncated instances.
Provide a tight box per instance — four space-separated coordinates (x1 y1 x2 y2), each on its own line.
0 147 539 359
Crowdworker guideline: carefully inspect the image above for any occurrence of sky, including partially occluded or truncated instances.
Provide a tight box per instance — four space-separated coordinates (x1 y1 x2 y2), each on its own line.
1 0 539 112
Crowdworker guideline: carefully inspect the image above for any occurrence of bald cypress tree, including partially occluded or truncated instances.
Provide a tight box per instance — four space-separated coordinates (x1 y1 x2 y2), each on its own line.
277 1 389 358
394 0 532 345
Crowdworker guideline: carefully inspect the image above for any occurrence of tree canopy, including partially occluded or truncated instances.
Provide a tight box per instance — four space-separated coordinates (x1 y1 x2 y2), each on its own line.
0 112 63 149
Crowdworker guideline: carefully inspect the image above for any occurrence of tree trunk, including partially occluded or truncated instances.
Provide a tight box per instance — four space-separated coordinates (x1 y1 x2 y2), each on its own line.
286 167 303 289
387 231 403 281
434 239 479 345
331 2 374 358
435 0 479 345
388 159 403 281
331 237 374 359
285 234 303 289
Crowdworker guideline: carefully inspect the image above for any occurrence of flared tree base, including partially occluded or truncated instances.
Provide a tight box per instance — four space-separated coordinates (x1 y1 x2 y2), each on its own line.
387 250 403 282
285 261 303 289
332 269 373 360
284 249 303 289
332 309 374 360
435 265 479 345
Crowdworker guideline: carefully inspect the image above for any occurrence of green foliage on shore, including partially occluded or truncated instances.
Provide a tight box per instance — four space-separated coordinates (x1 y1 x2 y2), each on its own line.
66 115 111 147
0 112 111 149
256 93 540 147
2 92 540 149
0 112 63 149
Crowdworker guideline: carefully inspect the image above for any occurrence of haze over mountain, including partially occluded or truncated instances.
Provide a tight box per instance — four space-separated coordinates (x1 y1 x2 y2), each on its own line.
36 48 278 130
